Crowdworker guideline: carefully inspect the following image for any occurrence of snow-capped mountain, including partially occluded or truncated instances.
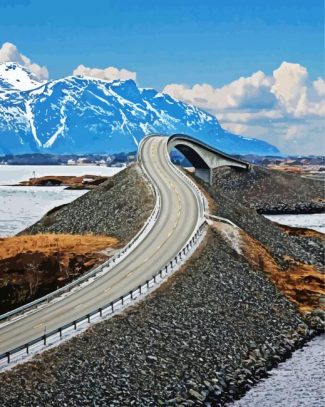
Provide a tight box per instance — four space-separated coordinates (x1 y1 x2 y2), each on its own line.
0 63 280 155
0 62 43 91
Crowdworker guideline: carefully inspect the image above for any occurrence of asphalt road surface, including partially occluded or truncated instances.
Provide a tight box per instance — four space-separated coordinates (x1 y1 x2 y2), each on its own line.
0 136 201 355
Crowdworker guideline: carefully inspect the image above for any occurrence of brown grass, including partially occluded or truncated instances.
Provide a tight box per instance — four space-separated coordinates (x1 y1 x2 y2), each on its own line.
275 223 325 239
0 234 119 261
239 230 325 313
0 234 119 313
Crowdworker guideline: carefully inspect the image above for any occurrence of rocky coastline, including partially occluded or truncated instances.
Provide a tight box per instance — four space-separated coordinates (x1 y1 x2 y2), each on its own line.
0 163 323 406
254 201 324 215
17 174 109 189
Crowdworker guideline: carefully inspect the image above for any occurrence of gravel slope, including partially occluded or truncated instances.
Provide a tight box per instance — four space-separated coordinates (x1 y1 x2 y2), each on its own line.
23 164 154 243
212 165 324 214
0 165 323 406
197 170 324 269
0 229 318 406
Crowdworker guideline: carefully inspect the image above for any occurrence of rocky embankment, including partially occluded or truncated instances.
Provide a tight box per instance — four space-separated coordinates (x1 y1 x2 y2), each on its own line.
0 164 324 406
22 164 155 243
1 227 322 407
212 165 324 214
0 165 154 313
194 166 324 313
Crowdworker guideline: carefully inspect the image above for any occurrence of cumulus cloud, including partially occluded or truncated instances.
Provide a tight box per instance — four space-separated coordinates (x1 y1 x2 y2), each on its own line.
0 42 49 80
73 64 136 82
163 62 325 154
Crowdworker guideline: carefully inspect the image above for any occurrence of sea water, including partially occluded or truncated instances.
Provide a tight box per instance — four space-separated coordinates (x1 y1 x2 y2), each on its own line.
231 214 325 406
0 165 121 236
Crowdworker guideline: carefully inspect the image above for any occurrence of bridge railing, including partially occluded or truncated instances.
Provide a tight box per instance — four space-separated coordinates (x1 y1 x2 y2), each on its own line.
0 135 207 368
0 141 161 325
163 145 208 219
0 222 206 367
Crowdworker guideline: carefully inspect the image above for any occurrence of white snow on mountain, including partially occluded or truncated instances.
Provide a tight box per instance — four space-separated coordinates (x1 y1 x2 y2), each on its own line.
0 62 43 91
0 62 280 156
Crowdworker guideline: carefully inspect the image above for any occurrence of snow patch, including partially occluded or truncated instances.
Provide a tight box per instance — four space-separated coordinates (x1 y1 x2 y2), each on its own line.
24 100 42 147
0 62 43 91
214 222 242 255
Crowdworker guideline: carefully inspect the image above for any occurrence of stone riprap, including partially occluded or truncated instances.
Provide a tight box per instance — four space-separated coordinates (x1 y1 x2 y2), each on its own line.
197 170 324 269
211 165 324 214
0 164 324 406
23 165 155 244
0 229 322 406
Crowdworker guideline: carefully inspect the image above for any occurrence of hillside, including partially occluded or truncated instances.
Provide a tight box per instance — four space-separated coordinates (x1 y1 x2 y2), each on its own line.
211 165 325 214
0 62 279 156
22 165 155 243
0 164 323 406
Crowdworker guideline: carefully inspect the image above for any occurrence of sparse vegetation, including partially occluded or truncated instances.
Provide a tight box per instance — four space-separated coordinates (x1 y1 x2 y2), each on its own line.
0 234 119 313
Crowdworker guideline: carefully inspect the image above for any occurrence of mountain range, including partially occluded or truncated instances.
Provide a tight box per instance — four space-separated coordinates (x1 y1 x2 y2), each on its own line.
0 62 280 156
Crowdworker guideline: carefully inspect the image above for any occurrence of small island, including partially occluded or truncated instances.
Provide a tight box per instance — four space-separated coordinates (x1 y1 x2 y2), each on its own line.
18 174 109 189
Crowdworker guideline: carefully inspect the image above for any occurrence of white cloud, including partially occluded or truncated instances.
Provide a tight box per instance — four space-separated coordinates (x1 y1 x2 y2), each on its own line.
163 62 325 155
0 42 49 80
164 71 276 113
73 64 136 82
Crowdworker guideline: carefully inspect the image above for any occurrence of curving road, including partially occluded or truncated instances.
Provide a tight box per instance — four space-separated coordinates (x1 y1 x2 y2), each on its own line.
0 136 203 356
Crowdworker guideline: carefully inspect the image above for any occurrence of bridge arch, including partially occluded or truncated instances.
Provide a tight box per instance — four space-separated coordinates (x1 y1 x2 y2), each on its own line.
167 134 250 184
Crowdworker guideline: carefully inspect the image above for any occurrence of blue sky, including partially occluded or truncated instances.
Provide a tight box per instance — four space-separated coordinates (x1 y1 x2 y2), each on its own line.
0 0 323 88
0 0 324 154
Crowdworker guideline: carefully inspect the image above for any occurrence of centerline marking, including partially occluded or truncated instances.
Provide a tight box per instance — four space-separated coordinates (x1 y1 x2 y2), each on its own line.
33 322 45 329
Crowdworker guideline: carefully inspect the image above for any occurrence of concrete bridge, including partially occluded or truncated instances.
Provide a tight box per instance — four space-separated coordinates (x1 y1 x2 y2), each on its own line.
0 134 248 367
167 134 250 183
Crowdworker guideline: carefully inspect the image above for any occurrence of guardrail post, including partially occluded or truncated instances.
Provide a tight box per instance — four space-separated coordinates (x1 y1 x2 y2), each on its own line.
165 265 167 274
121 296 124 305
170 260 173 269
59 327 62 338
26 344 29 354
87 314 90 323
6 352 10 363
130 290 133 300
43 335 46 345
146 280 149 288
153 275 156 283
99 308 102 317
111 302 114 312
139 285 142 294
74 321 77 330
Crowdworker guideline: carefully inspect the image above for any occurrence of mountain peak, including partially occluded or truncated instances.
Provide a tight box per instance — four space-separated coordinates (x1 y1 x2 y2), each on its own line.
0 65 280 156
0 62 44 91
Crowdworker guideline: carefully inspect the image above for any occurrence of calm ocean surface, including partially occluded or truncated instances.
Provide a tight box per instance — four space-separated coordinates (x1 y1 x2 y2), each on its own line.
0 165 120 236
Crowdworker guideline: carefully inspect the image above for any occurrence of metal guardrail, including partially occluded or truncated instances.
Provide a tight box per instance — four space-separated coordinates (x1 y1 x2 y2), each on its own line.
0 223 206 366
205 213 239 228
0 135 207 367
0 142 161 324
